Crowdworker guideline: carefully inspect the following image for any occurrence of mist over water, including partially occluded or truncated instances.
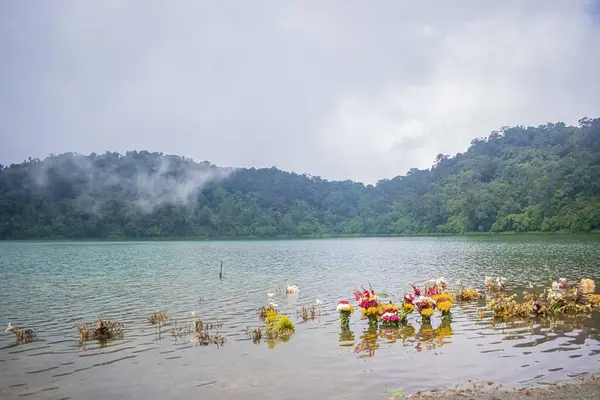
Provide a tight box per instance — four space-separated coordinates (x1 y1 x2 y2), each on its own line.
1 235 600 399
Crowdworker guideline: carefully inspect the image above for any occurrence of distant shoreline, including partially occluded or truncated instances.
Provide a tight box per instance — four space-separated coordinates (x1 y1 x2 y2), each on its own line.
1 231 599 242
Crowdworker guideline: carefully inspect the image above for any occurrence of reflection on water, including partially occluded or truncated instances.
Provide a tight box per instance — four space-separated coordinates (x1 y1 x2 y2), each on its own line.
351 319 454 358
1 236 600 399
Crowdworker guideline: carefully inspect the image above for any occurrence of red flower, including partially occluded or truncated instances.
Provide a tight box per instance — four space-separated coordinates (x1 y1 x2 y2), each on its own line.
412 285 421 296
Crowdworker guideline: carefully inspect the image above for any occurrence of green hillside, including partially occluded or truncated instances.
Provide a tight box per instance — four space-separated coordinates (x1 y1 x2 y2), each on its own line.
1 117 599 239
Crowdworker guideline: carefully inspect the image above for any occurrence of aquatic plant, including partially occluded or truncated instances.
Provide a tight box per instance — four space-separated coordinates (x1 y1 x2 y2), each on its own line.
485 278 598 320
257 302 278 320
337 300 354 330
354 285 382 327
298 301 321 322
4 323 37 344
247 327 262 344
265 309 295 339
590 294 600 308
78 319 124 342
171 320 194 338
190 312 227 346
148 311 169 325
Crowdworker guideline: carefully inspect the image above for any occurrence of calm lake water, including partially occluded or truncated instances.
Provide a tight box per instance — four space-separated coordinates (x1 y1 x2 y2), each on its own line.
1 236 600 399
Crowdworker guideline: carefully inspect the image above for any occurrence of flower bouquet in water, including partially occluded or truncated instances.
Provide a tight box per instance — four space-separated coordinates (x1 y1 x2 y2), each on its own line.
403 294 415 315
380 302 401 327
353 286 382 327
337 300 354 330
433 293 453 321
411 286 436 323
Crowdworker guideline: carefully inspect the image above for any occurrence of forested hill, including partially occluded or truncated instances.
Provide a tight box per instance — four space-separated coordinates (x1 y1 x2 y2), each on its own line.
1 117 600 239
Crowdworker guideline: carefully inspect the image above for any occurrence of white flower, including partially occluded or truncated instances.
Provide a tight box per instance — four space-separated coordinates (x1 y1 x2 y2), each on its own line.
268 301 278 308
315 299 323 306
336 303 351 312
266 292 275 298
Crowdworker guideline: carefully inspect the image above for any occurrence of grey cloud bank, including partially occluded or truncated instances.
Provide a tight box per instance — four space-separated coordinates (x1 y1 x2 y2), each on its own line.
1 1 600 184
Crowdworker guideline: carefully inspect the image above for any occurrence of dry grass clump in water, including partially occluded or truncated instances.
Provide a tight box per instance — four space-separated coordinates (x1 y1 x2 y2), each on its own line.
298 304 321 322
257 303 278 320
184 312 227 347
148 311 169 325
590 294 600 308
485 276 507 293
247 328 262 344
78 319 124 342
5 323 37 344
486 278 598 320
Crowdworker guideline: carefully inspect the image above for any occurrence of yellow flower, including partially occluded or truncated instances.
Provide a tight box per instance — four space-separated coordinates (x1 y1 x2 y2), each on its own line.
366 306 381 316
437 301 452 313
420 308 434 317
403 303 415 314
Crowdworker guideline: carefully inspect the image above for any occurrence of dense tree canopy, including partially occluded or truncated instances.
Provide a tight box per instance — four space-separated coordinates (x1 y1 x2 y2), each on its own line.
1 118 600 239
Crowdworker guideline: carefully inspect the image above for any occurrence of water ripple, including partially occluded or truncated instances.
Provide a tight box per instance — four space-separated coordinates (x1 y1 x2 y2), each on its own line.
0 237 599 399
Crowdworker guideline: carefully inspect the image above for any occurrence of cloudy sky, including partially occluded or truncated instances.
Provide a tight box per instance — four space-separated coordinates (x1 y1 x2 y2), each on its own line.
1 1 600 184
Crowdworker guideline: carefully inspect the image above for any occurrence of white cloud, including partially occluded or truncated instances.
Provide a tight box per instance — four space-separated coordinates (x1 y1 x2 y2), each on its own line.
319 2 600 183
2 1 599 184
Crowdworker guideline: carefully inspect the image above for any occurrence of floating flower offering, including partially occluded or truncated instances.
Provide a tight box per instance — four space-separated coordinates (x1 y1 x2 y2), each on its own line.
336 300 354 330
414 296 436 322
354 286 382 327
433 293 453 320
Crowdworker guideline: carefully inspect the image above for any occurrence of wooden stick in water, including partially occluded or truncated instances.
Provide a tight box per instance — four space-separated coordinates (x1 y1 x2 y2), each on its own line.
219 260 223 280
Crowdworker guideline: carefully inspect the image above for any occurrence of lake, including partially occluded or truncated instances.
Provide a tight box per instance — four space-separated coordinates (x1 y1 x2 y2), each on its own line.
1 236 600 399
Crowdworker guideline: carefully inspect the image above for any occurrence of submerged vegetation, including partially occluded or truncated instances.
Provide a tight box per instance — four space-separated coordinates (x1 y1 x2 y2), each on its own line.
77 319 124 343
148 311 169 326
1 118 600 240
4 275 600 356
485 278 600 319
4 323 37 344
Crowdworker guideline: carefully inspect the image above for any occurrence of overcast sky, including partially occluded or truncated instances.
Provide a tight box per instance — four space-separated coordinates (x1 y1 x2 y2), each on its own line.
1 1 600 184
